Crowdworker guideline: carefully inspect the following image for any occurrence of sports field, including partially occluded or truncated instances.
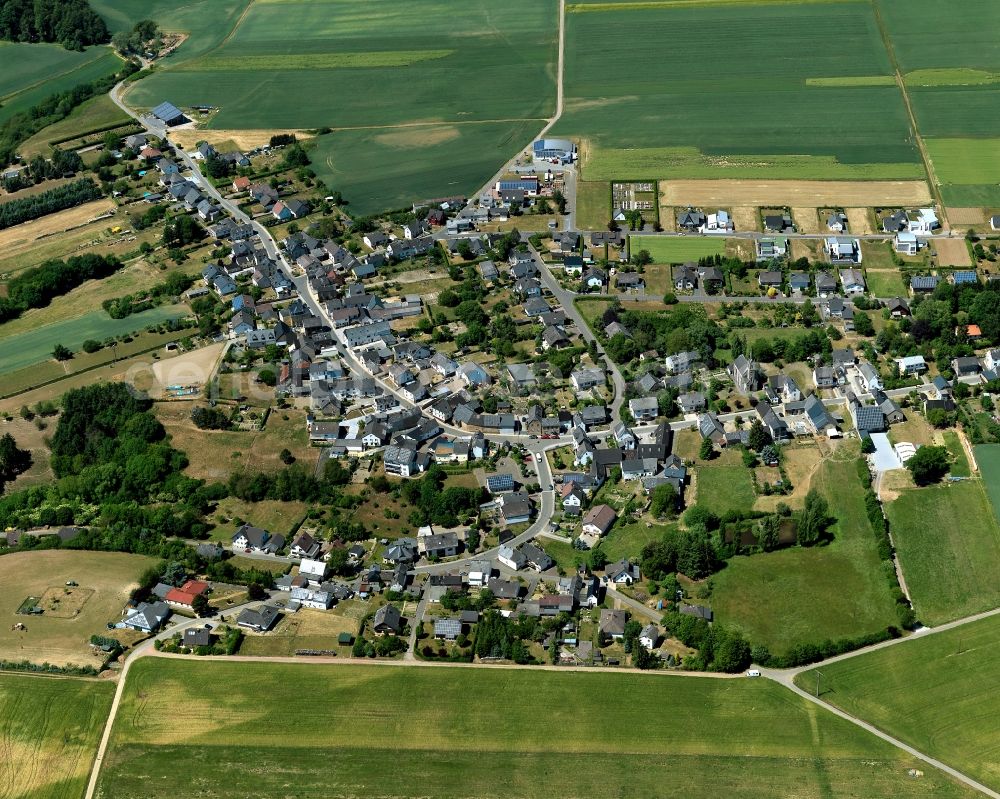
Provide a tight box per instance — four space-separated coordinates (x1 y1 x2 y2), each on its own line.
886 480 1000 625
630 235 726 263
711 454 899 655
557 2 922 182
798 613 1000 793
95 658 979 799
0 672 114 799
0 550 157 667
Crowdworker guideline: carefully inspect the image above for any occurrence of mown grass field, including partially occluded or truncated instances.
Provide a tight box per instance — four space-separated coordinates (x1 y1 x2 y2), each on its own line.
96 658 980 799
557 2 921 182
711 453 899 655
694 449 756 516
864 269 907 297
886 480 1000 625
0 672 114 799
798 613 1000 793
0 304 186 376
0 550 157 667
630 235 726 263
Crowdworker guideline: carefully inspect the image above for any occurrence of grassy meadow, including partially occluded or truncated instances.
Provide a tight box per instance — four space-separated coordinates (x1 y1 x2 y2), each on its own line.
0 673 114 799
977 444 1000 524
557 1 921 182
0 550 157 667
886 480 1000 625
96 658 980 799
798 613 1000 792
710 454 899 655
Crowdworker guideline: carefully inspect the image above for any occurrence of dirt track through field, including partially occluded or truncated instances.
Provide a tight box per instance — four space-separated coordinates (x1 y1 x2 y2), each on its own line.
661 180 932 207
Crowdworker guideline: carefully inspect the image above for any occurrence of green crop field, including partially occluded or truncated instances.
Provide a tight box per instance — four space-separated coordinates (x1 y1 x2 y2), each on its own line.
307 120 542 214
0 304 187 376
886 480 1000 625
0 45 123 126
96 658 979 799
798 613 1000 793
977 444 1000 524
118 0 557 215
711 455 899 655
0 673 114 799
876 0 1000 205
631 235 726 262
556 2 921 182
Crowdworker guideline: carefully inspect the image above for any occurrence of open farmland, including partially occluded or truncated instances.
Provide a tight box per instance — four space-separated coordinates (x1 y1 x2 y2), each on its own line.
630 234 726 263
95 657 979 799
875 0 1000 206
978 444 1000 524
121 0 557 215
0 550 157 667
798 613 1000 793
557 2 922 183
0 304 187 376
886 480 1000 625
0 673 114 799
710 453 899 655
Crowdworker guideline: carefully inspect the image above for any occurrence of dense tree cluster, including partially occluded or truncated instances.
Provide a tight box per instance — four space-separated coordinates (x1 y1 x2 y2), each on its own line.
661 611 751 673
191 406 232 431
110 19 157 55
0 178 101 230
605 304 722 365
162 214 204 247
0 0 109 48
473 609 537 664
0 253 123 323
906 445 951 486
399 465 483 527
1 148 83 191
0 433 31 488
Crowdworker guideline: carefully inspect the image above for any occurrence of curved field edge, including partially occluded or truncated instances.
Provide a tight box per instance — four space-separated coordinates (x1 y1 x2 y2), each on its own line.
0 673 114 799
797 613 1000 793
95 657 979 799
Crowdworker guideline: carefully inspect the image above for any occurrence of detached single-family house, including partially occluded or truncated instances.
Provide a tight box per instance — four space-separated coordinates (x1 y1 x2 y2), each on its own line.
582 505 617 538
372 604 404 635
840 268 866 296
598 608 629 642
119 601 171 632
728 354 761 394
629 396 659 421
894 231 921 256
826 237 861 264
897 355 927 376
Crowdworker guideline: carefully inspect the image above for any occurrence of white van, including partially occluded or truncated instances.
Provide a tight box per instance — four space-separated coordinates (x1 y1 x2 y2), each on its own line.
746 669 761 678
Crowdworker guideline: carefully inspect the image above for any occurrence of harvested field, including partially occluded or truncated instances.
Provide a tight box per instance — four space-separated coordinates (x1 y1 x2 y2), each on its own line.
845 206 875 234
0 199 116 251
730 206 758 232
170 128 313 151
790 207 819 233
934 237 973 266
948 207 986 225
659 180 931 207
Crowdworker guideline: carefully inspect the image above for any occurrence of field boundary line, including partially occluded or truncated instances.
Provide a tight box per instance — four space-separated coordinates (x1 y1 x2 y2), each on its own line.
869 0 948 228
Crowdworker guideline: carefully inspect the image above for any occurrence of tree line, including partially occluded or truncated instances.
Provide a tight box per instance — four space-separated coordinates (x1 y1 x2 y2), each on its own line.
0 0 108 48
0 177 101 230
0 252 123 323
